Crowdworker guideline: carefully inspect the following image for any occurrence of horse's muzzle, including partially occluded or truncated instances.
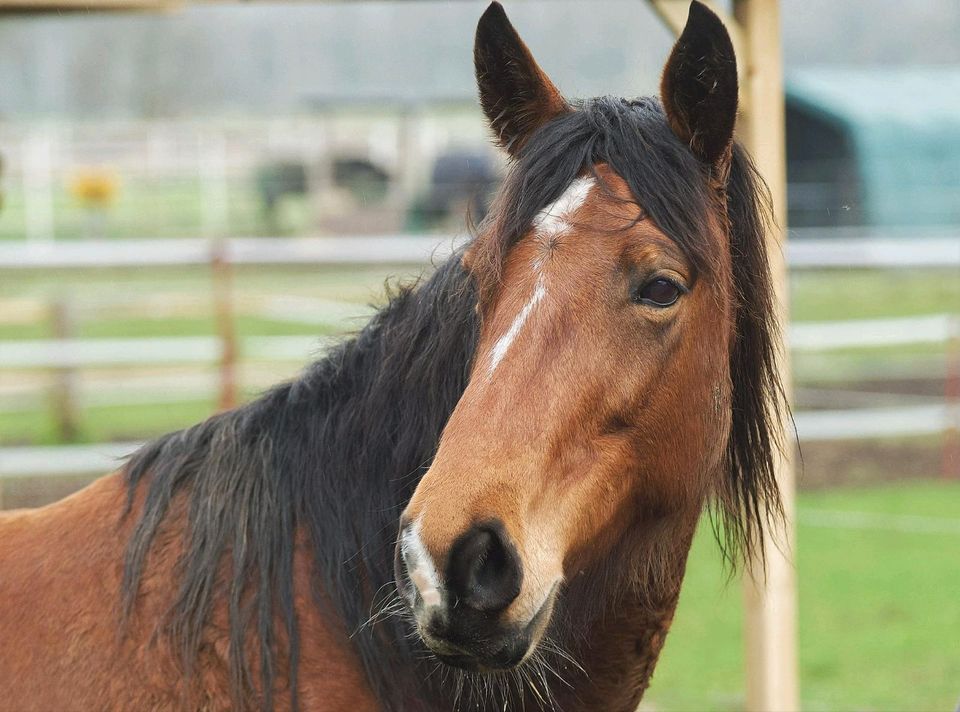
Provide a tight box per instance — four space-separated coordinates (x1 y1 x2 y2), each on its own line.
393 518 553 671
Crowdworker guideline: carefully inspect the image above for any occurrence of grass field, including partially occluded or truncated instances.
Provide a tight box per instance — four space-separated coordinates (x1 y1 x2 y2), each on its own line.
646 480 960 711
0 178 308 241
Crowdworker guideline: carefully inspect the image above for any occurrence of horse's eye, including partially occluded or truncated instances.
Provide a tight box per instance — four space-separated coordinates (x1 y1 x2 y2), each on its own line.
634 277 684 308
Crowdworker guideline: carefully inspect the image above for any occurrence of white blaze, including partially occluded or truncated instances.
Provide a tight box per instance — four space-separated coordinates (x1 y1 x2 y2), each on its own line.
488 276 546 376
531 176 595 238
400 519 442 608
487 177 595 378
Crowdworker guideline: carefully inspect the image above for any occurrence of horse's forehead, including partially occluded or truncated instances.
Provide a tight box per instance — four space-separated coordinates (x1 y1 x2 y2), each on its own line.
535 165 633 223
590 164 631 198
584 165 638 211
566 164 721 269
559 166 643 229
527 166 671 256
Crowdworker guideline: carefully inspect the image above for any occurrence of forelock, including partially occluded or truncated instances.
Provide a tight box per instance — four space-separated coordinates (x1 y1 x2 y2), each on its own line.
470 96 721 303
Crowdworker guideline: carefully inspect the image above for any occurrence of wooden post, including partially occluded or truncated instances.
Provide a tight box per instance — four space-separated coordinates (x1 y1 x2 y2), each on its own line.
51 295 81 442
732 1 799 710
391 105 422 214
211 241 238 411
200 127 238 411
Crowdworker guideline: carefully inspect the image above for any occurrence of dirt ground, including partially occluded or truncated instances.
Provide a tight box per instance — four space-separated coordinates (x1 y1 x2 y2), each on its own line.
796 437 949 488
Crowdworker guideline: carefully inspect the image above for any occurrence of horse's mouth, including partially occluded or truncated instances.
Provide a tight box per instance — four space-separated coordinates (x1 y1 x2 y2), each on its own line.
416 581 560 673
430 642 527 673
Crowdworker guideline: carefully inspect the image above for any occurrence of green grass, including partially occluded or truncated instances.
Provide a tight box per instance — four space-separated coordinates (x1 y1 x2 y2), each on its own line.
647 481 960 711
0 178 315 241
0 263 410 343
790 268 960 322
0 399 215 446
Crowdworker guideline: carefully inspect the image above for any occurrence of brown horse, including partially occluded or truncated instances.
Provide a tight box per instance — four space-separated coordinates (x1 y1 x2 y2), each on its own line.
0 3 784 710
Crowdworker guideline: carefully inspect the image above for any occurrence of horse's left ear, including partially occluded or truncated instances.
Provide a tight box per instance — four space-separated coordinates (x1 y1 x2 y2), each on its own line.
474 2 569 156
660 1 738 174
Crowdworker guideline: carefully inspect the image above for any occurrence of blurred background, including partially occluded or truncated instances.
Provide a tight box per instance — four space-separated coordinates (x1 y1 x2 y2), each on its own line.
0 0 957 709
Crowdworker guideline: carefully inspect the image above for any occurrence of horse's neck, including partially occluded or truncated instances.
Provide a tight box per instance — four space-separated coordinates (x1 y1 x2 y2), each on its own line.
553 523 697 712
559 591 681 711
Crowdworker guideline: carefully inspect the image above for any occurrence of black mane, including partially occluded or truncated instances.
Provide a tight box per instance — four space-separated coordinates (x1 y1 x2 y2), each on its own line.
121 97 782 711
122 257 478 710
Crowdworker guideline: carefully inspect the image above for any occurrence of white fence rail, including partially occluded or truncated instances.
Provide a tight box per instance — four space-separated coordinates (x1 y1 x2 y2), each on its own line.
794 404 960 442
0 236 464 269
0 235 958 270
787 235 960 269
790 314 957 351
1 314 954 371
0 335 331 369
0 442 142 479
2 399 959 478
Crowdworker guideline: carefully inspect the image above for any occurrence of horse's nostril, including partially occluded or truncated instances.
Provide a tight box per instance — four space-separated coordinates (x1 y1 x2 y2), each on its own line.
446 521 522 613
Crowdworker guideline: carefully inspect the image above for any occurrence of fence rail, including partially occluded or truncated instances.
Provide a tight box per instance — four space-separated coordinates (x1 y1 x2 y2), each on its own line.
3 399 959 478
790 314 957 351
0 236 463 269
0 335 331 369
0 441 142 478
1 235 959 270
1 314 954 371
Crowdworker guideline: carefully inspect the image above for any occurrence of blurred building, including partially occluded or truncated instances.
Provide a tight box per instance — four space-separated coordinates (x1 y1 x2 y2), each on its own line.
786 68 960 230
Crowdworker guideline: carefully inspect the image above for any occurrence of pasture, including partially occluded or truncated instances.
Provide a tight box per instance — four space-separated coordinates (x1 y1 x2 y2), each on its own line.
649 480 960 711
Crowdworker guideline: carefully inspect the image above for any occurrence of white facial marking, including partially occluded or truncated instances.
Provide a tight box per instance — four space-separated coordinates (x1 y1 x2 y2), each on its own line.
487 177 595 378
400 519 442 608
532 176 595 239
488 276 546 377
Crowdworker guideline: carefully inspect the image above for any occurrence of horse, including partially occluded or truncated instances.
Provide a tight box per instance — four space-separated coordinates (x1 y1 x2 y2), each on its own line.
0 2 785 710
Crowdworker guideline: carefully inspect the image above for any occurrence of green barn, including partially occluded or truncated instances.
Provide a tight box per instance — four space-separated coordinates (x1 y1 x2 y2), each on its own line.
786 68 960 230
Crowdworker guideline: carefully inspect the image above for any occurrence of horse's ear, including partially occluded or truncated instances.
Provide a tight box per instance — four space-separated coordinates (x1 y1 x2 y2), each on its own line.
660 1 738 173
474 2 569 156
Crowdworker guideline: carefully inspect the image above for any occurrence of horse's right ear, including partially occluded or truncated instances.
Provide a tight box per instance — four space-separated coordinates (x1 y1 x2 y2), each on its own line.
474 2 569 156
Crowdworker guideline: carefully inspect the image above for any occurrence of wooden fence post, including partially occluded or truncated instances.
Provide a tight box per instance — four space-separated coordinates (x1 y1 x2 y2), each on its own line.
732 1 800 710
51 295 80 442
212 241 238 412
650 2 798 707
